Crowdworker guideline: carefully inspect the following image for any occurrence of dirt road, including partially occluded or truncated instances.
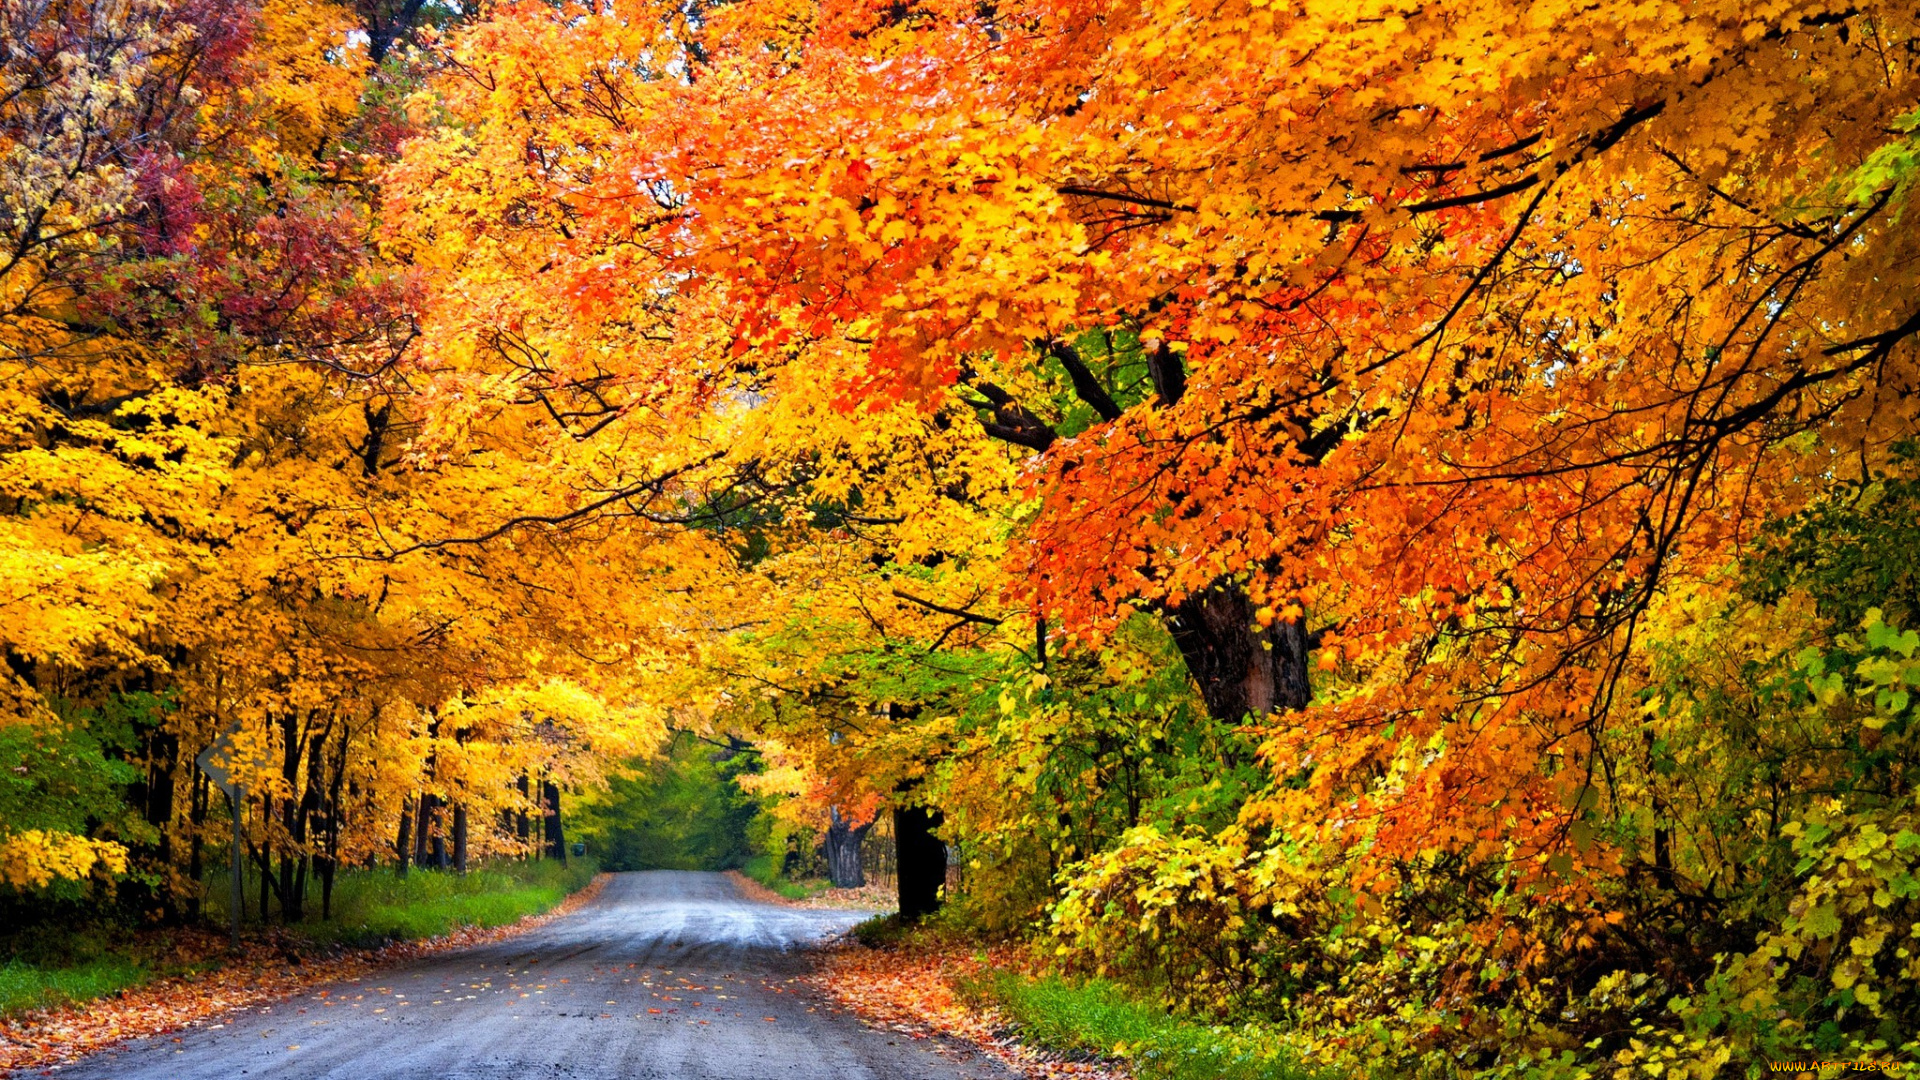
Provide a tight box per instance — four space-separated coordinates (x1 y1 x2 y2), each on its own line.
53 871 1011 1080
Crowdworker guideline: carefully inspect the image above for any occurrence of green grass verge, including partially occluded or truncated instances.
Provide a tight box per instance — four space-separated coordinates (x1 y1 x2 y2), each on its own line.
969 972 1336 1080
0 954 151 1017
273 857 599 949
0 919 224 1019
740 853 830 900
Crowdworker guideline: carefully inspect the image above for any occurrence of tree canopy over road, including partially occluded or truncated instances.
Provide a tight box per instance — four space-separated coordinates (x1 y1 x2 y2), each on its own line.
3 0 1918 1072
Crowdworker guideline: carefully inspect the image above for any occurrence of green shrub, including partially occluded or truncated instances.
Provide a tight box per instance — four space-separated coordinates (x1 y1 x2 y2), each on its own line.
740 853 826 900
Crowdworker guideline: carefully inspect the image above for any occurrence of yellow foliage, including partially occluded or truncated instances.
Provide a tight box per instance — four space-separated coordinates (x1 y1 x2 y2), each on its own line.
0 830 128 891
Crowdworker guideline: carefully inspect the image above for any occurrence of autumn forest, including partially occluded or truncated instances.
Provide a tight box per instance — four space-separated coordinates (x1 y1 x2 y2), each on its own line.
2 0 1917 1074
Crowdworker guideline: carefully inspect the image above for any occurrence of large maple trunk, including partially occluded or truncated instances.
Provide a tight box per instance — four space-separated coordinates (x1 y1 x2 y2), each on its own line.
824 806 871 888
1166 581 1311 721
894 804 945 920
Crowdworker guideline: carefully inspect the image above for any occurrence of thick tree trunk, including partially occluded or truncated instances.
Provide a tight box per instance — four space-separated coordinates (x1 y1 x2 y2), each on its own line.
453 803 468 873
825 806 872 888
133 725 179 919
894 804 945 921
1165 581 1311 721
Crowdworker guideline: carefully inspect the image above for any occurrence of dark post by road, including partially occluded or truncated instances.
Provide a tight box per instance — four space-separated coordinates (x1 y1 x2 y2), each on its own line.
229 793 242 947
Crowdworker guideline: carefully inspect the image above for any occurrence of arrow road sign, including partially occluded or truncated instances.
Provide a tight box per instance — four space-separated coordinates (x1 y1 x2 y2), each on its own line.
196 724 244 799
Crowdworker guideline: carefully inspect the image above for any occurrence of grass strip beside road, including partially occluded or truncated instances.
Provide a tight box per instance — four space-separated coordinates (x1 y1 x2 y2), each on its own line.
0 954 161 1019
259 857 599 950
967 972 1333 1080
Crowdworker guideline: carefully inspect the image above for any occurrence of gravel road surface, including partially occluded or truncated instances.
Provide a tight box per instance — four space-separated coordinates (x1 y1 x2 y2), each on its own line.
54 871 1012 1080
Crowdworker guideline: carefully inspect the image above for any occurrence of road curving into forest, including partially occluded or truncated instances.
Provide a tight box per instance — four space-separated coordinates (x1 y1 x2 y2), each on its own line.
53 871 1012 1080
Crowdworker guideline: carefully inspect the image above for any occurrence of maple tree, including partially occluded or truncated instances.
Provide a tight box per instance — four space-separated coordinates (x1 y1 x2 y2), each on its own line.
0 0 674 919
381 0 1920 1068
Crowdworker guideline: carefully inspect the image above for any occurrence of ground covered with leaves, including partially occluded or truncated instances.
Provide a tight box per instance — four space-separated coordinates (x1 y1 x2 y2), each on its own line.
806 934 1126 1080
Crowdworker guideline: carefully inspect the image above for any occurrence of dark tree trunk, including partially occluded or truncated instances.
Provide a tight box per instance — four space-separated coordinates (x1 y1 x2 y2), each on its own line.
1165 581 1311 722
966 344 1315 726
542 781 566 863
254 836 273 918
515 774 531 849
894 804 944 921
186 768 207 921
452 803 468 873
395 798 413 877
277 713 304 921
825 806 872 888
415 793 437 870
320 729 348 919
125 721 179 920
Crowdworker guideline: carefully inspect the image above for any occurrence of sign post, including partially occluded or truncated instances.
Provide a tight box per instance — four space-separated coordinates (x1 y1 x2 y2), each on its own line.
196 726 246 950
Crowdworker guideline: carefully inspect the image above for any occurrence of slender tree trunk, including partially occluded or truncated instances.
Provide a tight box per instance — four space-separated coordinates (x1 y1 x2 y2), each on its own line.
415 793 437 870
894 804 944 920
452 804 468 873
254 839 272 919
320 727 347 919
542 781 566 863
395 798 413 877
187 768 207 921
277 712 303 921
149 728 179 920
515 774 531 851
825 806 871 888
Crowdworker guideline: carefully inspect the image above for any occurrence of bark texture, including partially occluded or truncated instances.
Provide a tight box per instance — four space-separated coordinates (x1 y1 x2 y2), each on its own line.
1166 581 1312 721
824 806 871 888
